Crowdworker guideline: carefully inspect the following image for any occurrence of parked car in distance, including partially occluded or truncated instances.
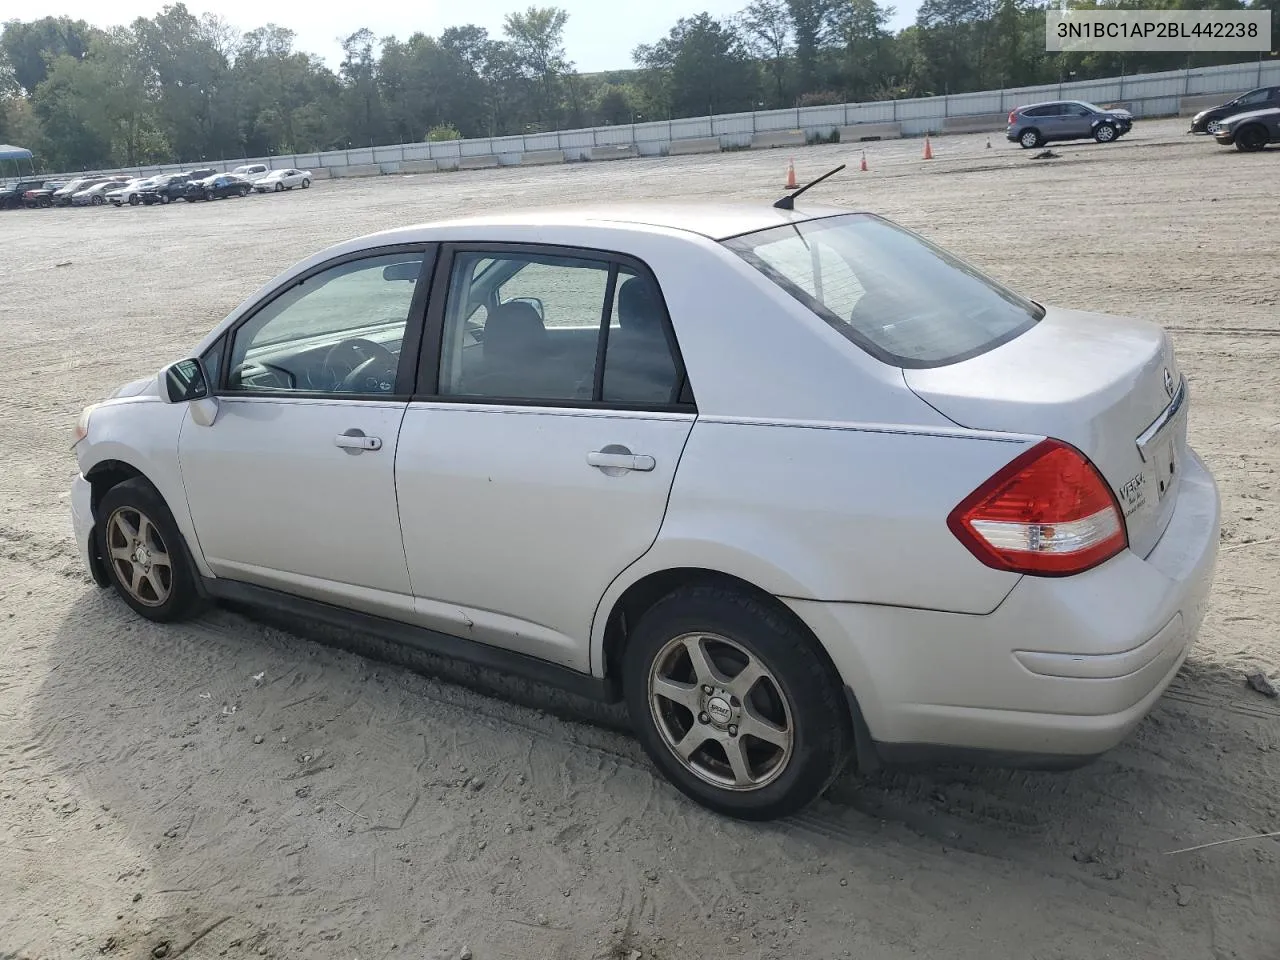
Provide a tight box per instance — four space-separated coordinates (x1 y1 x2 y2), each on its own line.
1189 86 1280 135
230 163 270 183
1007 100 1133 148
52 177 113 206
0 178 49 209
22 180 66 207
107 177 158 206
72 179 130 206
254 168 312 192
69 202 1219 821
142 169 218 205
1212 107 1280 151
183 173 253 201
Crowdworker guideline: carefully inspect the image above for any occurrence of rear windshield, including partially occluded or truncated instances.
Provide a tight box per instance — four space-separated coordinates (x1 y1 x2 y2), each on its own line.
723 213 1043 368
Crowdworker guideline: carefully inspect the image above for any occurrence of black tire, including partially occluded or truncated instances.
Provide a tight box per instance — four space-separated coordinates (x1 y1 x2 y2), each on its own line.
301 178 310 189
91 195 104 205
1094 122 1117 143
1235 124 1268 152
274 181 284 192
622 584 852 820
95 477 201 623
1018 128 1042 149
129 194 140 206
160 193 171 205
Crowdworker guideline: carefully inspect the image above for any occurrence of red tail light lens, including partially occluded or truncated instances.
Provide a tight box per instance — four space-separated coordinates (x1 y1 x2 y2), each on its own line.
948 439 1127 577
1008 110 1017 124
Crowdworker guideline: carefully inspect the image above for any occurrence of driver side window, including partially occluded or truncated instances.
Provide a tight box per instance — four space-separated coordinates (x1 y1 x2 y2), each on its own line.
226 251 424 396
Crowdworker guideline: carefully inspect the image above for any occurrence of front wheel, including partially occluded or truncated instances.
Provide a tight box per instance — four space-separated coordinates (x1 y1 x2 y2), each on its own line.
160 194 171 205
274 182 284 192
129 194 140 206
622 584 852 820
96 477 200 623
1019 128 1042 149
91 195 104 205
1235 124 1268 152
1094 122 1117 143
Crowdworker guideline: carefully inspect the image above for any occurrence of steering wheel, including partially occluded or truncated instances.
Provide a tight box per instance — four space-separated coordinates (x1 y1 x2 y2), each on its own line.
324 338 398 393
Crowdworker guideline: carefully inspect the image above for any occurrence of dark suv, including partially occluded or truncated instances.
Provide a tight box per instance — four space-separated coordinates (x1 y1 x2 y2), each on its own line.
0 179 49 210
1006 101 1133 149
141 168 217 205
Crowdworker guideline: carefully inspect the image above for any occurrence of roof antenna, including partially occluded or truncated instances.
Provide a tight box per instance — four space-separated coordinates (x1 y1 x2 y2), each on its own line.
773 163 847 210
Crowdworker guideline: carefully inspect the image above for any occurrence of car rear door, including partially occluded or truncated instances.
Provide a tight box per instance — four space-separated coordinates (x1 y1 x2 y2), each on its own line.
394 244 695 673
177 245 435 621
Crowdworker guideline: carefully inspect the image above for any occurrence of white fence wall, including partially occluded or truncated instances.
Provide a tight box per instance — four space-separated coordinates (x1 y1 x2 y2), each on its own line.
33 58 1280 180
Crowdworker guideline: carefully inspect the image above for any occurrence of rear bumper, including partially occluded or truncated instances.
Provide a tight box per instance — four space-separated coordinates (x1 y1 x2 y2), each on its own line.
789 446 1220 762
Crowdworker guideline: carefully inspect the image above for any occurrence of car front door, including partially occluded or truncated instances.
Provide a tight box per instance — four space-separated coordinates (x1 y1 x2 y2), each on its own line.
1062 103 1095 138
394 245 695 672
178 246 434 620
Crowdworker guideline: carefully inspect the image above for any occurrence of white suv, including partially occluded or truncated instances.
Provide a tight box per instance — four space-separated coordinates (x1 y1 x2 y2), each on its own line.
70 204 1219 819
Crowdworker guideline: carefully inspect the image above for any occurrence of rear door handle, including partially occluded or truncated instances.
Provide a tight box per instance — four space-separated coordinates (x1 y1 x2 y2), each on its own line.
587 450 655 472
335 429 382 452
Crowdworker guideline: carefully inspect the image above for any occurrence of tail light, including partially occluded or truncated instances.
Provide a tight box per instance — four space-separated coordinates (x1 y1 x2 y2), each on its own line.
1008 110 1017 124
948 439 1127 577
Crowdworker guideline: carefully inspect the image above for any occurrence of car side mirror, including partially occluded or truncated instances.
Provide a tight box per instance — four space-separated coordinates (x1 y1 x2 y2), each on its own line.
506 296 545 320
162 358 209 403
160 358 220 426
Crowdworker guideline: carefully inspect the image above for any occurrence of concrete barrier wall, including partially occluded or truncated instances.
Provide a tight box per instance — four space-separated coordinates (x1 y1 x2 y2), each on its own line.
519 149 565 166
751 130 806 149
1180 92 1240 115
588 145 639 161
328 164 379 178
458 155 500 170
668 137 722 156
400 159 439 174
941 113 1007 134
839 122 902 141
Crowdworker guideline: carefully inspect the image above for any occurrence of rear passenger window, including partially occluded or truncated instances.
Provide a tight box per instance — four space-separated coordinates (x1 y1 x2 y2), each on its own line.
437 251 685 407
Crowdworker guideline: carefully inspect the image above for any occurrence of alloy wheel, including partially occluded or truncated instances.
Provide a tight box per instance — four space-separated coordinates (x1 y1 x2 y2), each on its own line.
647 632 794 791
105 507 173 607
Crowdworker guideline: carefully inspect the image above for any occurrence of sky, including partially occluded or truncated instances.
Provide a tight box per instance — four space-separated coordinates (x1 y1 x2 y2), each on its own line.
38 0 922 74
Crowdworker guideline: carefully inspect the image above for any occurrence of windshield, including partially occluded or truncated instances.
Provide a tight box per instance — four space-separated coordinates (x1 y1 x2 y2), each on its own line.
724 214 1043 368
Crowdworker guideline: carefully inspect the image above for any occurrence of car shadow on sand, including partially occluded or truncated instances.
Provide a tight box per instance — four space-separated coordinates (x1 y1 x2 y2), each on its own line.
28 586 1280 956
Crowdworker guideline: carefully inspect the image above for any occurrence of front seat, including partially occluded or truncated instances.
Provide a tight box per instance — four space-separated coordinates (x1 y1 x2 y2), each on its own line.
463 300 559 398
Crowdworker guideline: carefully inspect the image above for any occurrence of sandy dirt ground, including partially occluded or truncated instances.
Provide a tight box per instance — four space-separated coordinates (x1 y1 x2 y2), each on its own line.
2 117 1278 960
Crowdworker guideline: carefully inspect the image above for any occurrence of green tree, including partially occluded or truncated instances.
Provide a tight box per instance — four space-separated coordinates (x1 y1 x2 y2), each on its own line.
741 0 793 106
0 16 97 94
502 7 572 126
634 13 759 118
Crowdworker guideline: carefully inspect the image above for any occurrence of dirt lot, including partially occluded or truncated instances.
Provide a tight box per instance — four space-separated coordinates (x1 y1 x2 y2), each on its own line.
2 117 1278 960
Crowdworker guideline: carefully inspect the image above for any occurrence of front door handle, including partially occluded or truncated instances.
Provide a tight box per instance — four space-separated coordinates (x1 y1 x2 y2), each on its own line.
335 429 382 453
588 448 655 473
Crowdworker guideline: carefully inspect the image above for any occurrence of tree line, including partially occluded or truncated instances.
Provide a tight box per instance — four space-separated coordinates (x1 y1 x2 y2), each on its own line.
1 0 1275 171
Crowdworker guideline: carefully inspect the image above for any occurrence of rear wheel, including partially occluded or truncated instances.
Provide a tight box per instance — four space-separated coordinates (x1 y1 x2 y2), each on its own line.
1235 124 1268 152
301 178 310 189
1094 122 1117 143
1019 128 1042 149
96 478 200 623
622 584 852 820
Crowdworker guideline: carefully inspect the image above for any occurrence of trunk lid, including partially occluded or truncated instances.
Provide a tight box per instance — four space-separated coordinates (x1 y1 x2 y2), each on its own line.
905 306 1187 559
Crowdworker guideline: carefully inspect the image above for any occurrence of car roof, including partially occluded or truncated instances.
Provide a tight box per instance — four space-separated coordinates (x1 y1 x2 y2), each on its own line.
379 202 857 242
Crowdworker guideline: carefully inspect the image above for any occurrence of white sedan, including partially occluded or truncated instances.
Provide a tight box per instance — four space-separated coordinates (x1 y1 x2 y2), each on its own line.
106 177 158 206
253 168 312 192
72 179 130 206
69 203 1219 820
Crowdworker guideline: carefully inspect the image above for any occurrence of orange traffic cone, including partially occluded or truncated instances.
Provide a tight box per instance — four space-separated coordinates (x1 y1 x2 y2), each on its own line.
923 135 934 160
784 158 798 189
860 150 868 172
